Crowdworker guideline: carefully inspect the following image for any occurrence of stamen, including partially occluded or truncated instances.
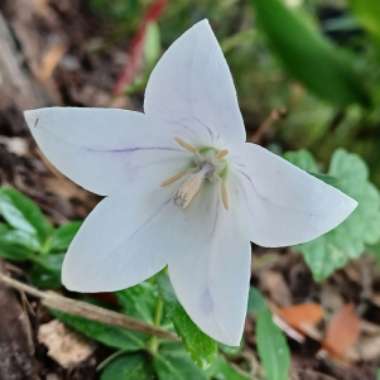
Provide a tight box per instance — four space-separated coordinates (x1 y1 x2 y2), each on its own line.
220 180 229 210
216 149 229 160
160 169 189 187
174 165 210 208
174 137 198 154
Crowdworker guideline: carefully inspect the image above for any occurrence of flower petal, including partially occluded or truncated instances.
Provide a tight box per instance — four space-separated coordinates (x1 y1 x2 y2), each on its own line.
144 19 246 147
63 175 221 292
24 107 188 196
62 188 172 292
235 143 358 247
168 191 251 346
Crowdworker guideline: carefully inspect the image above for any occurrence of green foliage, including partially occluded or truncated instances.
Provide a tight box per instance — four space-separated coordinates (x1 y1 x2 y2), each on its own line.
154 343 208 380
101 353 154 380
0 187 52 244
285 149 380 281
348 0 380 42
206 356 250 380
52 310 147 351
117 282 158 324
251 0 370 107
257 308 290 380
49 222 82 252
250 288 290 380
88 0 142 28
0 187 81 288
157 272 218 368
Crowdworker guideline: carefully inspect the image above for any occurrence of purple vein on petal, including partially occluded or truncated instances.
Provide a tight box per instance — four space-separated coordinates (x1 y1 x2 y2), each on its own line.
83 145 182 154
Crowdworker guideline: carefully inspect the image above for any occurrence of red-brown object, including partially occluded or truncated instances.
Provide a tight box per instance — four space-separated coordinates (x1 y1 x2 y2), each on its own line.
113 0 167 96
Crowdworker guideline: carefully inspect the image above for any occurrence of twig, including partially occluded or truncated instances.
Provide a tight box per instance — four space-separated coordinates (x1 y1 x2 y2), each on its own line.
0 273 178 341
251 108 288 144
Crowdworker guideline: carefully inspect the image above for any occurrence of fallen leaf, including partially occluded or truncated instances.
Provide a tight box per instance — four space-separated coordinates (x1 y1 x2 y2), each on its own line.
38 320 95 368
323 304 360 359
259 270 292 306
278 303 324 334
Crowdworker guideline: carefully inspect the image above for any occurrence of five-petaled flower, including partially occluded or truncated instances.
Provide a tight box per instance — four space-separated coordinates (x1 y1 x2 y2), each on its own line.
24 20 357 346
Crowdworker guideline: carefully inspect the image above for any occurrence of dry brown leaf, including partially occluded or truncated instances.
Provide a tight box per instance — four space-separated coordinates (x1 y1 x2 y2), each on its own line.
259 270 292 306
278 303 324 335
323 304 360 360
38 320 95 369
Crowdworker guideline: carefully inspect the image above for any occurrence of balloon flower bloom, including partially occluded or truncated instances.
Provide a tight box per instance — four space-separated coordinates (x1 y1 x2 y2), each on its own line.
24 20 357 346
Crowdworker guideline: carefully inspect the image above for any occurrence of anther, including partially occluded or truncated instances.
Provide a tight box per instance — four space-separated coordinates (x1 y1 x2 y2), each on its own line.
216 149 229 160
174 137 198 154
160 169 189 187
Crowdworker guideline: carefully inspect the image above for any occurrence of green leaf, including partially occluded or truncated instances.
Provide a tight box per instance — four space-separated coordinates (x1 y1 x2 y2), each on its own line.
248 287 267 316
49 221 82 252
251 0 370 106
33 253 64 273
0 229 40 252
29 265 61 289
157 273 218 368
0 229 37 261
0 223 9 234
154 343 208 380
0 188 53 244
101 353 154 380
117 282 158 324
348 0 380 42
52 310 147 351
287 149 380 281
206 356 250 380
256 308 290 380
284 149 319 172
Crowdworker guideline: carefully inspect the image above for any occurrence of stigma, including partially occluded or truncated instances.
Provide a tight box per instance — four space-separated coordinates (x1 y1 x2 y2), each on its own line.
161 137 230 210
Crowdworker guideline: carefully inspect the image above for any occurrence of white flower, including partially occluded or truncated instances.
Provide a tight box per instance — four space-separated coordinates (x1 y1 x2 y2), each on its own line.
24 19 357 346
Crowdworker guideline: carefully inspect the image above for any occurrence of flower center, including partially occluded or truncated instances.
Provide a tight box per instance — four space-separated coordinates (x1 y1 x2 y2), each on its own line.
161 137 230 210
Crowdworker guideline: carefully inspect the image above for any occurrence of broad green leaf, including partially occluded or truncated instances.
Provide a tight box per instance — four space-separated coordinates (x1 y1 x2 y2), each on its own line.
348 0 380 42
284 149 319 173
154 343 208 380
251 0 370 106
28 253 64 288
101 353 154 380
0 223 9 234
248 287 267 316
256 308 290 380
0 229 37 261
32 253 64 273
52 310 147 351
49 222 82 252
117 282 158 324
157 273 218 368
287 149 380 281
29 265 61 289
0 229 40 252
0 188 52 244
206 356 250 380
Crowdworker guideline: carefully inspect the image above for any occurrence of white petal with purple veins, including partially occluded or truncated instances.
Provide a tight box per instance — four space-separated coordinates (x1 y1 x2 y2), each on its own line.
168 191 251 346
24 107 188 196
144 19 246 148
235 143 357 247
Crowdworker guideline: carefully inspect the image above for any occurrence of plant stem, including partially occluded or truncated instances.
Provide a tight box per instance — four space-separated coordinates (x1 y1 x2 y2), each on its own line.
148 297 165 354
0 273 178 341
